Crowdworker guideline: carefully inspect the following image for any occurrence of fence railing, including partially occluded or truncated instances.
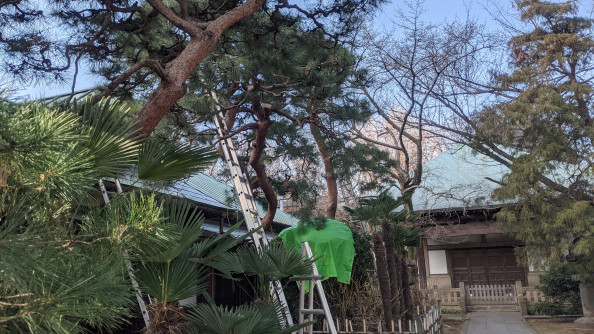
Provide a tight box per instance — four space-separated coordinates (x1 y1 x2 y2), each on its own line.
419 287 461 306
521 287 547 303
315 302 442 333
465 284 517 305
421 281 548 315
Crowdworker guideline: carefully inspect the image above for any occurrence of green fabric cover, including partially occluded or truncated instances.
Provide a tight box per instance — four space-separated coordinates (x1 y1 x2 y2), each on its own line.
278 219 355 284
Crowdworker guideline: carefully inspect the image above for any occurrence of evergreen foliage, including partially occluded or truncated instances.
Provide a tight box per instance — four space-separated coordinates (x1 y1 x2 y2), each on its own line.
0 99 138 332
472 0 594 278
536 263 582 315
184 300 310 334
0 97 222 332
166 12 374 221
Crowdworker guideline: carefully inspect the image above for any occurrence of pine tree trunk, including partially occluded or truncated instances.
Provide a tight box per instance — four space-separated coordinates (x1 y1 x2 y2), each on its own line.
310 123 338 219
135 0 265 137
401 250 414 320
382 221 400 320
248 104 277 228
372 233 393 327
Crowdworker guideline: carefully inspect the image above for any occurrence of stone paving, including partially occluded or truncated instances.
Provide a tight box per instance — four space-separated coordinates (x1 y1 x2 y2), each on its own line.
461 311 536 334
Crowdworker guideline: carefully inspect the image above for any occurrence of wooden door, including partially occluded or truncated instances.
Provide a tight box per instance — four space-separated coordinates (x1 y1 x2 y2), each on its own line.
451 247 526 287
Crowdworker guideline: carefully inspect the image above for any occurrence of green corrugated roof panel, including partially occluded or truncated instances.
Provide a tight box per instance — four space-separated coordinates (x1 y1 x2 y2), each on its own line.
186 173 299 227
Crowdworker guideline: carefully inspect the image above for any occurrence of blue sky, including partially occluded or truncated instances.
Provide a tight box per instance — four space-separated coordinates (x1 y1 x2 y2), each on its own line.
11 0 592 99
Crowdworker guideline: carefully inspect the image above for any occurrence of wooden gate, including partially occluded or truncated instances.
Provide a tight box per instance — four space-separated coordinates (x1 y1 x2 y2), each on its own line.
465 284 517 305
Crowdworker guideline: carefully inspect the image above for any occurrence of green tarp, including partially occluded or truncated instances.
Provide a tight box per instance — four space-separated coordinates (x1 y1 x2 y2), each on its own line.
278 219 355 284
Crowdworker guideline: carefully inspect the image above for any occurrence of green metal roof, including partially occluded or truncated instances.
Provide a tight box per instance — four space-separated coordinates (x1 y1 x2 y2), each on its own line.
408 145 510 212
185 174 299 227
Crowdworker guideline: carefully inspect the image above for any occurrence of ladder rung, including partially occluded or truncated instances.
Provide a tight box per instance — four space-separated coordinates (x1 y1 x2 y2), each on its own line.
244 208 259 215
300 309 325 315
289 275 325 282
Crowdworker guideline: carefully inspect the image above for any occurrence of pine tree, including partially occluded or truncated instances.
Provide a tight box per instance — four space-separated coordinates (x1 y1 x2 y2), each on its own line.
470 0 593 277
154 13 373 223
0 0 385 136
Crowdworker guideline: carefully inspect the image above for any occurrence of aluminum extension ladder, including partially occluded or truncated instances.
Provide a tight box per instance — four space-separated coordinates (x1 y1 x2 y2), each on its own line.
212 101 336 333
99 178 151 327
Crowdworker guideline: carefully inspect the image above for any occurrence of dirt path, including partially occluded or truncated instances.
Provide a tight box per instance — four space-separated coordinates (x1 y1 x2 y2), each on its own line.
526 318 594 334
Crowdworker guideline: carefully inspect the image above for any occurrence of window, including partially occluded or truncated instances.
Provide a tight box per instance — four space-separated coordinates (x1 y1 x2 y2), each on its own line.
428 250 448 274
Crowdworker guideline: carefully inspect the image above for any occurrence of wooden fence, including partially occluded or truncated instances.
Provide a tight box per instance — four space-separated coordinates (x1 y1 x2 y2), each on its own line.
419 287 461 306
521 287 547 303
420 281 548 315
315 302 442 334
465 284 517 305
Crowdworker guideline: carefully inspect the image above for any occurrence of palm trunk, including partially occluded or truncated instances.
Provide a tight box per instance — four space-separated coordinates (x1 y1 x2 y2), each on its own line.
401 250 414 320
382 221 400 320
394 251 406 319
372 233 393 327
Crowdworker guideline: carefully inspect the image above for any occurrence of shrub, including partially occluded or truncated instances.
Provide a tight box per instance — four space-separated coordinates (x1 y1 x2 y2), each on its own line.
528 300 566 316
536 263 582 315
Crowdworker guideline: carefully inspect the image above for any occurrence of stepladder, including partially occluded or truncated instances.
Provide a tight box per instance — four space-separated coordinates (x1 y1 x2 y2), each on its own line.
289 242 337 334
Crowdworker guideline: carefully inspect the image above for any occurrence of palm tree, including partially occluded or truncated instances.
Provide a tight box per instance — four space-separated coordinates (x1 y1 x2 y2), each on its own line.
392 224 422 320
345 192 409 326
0 96 218 332
1 95 318 333
184 242 316 333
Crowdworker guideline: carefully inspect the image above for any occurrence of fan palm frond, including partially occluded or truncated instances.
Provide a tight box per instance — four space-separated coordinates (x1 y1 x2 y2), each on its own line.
393 224 422 251
264 242 317 278
184 300 311 334
78 97 141 177
190 222 254 265
344 191 411 226
143 199 205 263
136 249 209 304
234 244 279 277
137 138 218 182
215 243 316 279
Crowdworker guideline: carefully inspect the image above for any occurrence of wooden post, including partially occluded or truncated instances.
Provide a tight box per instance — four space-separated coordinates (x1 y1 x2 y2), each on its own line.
344 319 348 333
515 280 523 301
398 319 402 333
518 295 528 315
458 282 467 314
391 320 395 332
308 280 314 334
349 320 353 332
363 319 367 333
378 320 382 333
417 239 428 289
